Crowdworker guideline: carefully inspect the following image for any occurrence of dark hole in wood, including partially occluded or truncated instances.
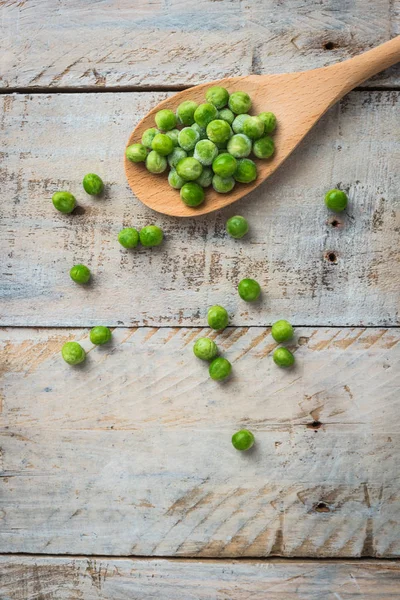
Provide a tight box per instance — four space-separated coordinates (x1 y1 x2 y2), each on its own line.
331 220 339 228
324 41 335 50
325 251 338 264
314 502 330 513
307 420 322 430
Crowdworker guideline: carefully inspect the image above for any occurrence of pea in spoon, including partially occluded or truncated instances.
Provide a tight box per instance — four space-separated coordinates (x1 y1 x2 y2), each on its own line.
125 37 400 217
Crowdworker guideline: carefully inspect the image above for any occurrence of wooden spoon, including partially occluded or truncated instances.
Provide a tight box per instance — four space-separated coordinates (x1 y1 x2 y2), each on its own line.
125 37 400 217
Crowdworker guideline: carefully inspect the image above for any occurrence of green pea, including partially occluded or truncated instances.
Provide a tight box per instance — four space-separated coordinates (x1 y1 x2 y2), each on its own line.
52 191 76 214
142 127 160 148
209 357 232 381
226 215 249 239
227 134 252 158
180 182 205 207
271 320 294 343
218 108 235 125
228 91 251 114
193 337 219 361
83 173 104 196
232 114 251 134
118 227 139 249
195 167 213 188
139 225 164 247
191 123 207 140
178 127 200 151
242 116 265 140
151 133 174 156
166 128 180 147
212 174 235 193
194 103 218 128
155 109 177 131
253 136 275 159
206 86 229 109
238 278 261 301
62 341 86 365
177 100 198 126
168 169 185 190
207 305 229 330
234 158 257 183
145 150 168 174
193 139 218 166
176 157 203 181
325 189 348 212
258 111 277 134
232 429 255 451
273 347 295 368
212 153 237 178
206 119 232 145
168 147 187 169
70 264 91 284
90 326 112 345
126 143 148 163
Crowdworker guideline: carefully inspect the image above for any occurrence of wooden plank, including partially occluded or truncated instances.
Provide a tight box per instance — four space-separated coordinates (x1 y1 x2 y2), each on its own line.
1 0 400 89
1 91 399 327
1 557 399 600
1 326 399 557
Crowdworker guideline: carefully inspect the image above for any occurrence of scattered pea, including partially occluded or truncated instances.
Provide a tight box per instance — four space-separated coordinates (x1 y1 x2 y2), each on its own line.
212 153 237 178
253 136 275 159
118 227 139 249
227 134 252 158
212 174 235 193
194 103 218 128
228 91 251 114
206 86 229 109
226 215 249 239
209 357 232 381
141 127 159 148
232 114 251 134
273 347 295 368
52 191 76 214
168 147 187 169
238 278 261 301
178 127 200 151
271 320 293 343
90 326 112 345
232 429 255 451
166 128 180 147
126 143 148 163
258 111 277 134
242 116 265 140
83 173 104 196
155 109 177 131
195 167 213 188
168 169 185 189
180 182 205 207
218 108 235 125
193 337 219 361
206 119 232 145
176 157 203 181
207 305 229 330
146 151 168 174
234 158 257 183
139 225 164 247
193 139 218 166
325 189 348 212
62 341 86 365
70 264 91 284
177 100 198 126
151 133 174 156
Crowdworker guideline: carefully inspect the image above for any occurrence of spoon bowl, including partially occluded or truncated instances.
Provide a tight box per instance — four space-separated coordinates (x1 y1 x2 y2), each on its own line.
125 37 400 217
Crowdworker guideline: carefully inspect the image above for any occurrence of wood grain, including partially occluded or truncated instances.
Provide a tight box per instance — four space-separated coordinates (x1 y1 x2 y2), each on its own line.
1 557 399 599
1 91 399 326
1 326 399 557
1 0 400 89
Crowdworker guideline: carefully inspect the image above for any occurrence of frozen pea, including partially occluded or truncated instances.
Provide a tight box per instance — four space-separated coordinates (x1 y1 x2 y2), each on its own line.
90 326 112 346
325 189 348 212
118 227 139 249
209 357 232 381
180 182 205 207
227 134 252 158
155 109 177 131
70 264 91 284
83 173 104 196
273 347 295 368
178 127 200 151
206 119 232 145
191 123 207 139
193 139 218 166
151 133 174 156
271 320 294 343
176 157 203 181
206 86 229 109
195 167 213 188
212 153 237 177
218 108 235 125
194 103 218 128
142 127 159 148
126 143 148 163
177 100 198 126
62 341 86 365
258 111 277 134
52 191 76 214
238 278 261 301
168 169 185 189
139 225 163 247
232 429 255 451
242 116 265 140
232 114 251 134
166 128 180 147
212 174 235 193
208 305 229 330
253 136 275 159
168 147 187 169
234 158 257 183
193 337 219 361
226 215 249 239
145 150 168 174
228 91 251 114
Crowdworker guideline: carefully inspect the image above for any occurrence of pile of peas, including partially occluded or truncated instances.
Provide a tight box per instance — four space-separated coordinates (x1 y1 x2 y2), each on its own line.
125 87 277 208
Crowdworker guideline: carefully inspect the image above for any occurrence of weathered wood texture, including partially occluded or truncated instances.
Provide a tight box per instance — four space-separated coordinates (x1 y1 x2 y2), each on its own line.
1 557 400 600
1 92 399 327
1 0 400 89
1 326 399 557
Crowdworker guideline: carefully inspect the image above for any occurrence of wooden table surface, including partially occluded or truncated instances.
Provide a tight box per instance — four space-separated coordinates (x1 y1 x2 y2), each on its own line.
1 1 400 598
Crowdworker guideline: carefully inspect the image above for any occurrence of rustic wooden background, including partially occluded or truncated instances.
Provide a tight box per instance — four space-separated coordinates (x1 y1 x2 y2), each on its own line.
0 1 400 598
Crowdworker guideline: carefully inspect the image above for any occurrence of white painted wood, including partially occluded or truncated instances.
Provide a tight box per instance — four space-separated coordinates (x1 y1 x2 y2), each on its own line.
1 0 399 89
1 327 399 557
0 556 399 600
1 92 399 326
